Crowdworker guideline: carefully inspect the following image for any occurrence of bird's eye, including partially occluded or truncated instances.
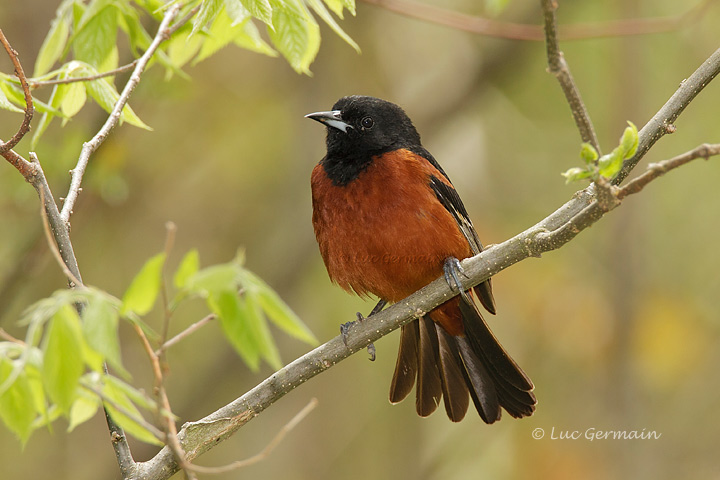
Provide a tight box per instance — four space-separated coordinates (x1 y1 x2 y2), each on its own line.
360 116 374 130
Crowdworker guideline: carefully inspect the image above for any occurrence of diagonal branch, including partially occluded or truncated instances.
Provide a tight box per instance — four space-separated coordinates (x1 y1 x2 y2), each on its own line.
541 0 600 152
59 4 182 224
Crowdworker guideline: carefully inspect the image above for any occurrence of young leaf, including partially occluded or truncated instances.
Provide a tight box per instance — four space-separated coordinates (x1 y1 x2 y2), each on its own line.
42 305 85 414
0 359 38 443
240 270 317 345
174 249 200 289
305 0 360 53
245 291 283 369
72 4 119 69
120 252 167 316
59 81 87 118
102 379 163 446
191 0 224 37
67 391 100 432
580 142 599 164
224 0 251 25
619 121 639 159
211 291 260 370
598 148 624 180
267 0 321 74
0 86 24 113
82 295 125 376
186 263 241 296
321 0 353 18
561 167 593 184
104 376 158 412
238 0 273 25
85 78 152 130
34 2 72 76
232 19 278 57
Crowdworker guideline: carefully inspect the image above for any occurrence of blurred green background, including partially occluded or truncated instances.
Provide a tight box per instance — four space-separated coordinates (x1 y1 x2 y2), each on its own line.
1 0 720 479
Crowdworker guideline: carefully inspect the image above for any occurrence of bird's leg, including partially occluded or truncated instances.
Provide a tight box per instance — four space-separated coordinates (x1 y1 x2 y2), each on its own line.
341 299 388 361
443 257 472 305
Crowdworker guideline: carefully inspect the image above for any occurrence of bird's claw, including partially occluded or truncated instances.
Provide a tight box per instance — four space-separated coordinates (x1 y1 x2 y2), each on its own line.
443 256 472 304
341 312 377 360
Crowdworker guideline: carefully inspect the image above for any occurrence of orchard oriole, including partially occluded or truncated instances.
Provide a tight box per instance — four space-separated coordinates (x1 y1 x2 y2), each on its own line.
306 96 536 423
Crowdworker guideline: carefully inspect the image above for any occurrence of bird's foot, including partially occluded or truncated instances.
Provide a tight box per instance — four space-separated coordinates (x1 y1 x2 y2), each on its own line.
443 256 472 304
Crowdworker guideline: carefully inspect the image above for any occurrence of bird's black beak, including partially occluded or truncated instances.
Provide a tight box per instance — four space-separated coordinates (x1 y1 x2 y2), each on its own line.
305 110 352 133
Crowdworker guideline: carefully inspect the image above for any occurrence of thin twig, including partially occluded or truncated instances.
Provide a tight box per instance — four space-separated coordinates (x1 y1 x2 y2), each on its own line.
159 221 178 352
541 0 600 153
0 29 34 155
187 398 319 474
617 143 720 198
155 314 216 357
60 4 182 224
131 321 198 480
360 0 712 41
29 60 139 88
0 328 26 345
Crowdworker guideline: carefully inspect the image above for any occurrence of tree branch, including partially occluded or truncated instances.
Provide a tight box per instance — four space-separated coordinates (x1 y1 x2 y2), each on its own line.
0 29 34 155
541 0 600 152
29 60 139 88
59 4 182 224
360 0 712 41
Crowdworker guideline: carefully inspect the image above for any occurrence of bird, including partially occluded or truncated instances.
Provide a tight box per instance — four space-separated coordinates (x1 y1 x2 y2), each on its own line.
306 95 536 423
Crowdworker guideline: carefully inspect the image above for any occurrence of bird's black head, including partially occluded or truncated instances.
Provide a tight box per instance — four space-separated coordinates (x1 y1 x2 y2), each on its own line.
306 96 423 185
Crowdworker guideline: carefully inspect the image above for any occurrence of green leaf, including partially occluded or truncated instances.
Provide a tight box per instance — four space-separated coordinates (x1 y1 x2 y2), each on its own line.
232 19 278 57
102 378 163 446
73 5 119 69
104 376 158 412
561 166 593 184
267 0 321 74
580 142 598 164
321 0 352 18
85 77 152 130
174 249 200 289
598 149 623 179
0 80 63 116
240 270 317 345
34 1 72 76
245 291 282 369
121 252 166 316
238 0 273 25
186 263 241 296
210 291 260 370
619 121 639 159
0 85 24 113
306 0 360 52
60 81 87 118
68 391 100 432
191 0 225 37
224 0 251 25
82 295 126 376
42 305 85 414
195 8 246 62
0 359 38 443
167 29 204 68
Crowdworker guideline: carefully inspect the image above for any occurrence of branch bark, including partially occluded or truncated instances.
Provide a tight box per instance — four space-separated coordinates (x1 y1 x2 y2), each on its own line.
541 0 600 152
